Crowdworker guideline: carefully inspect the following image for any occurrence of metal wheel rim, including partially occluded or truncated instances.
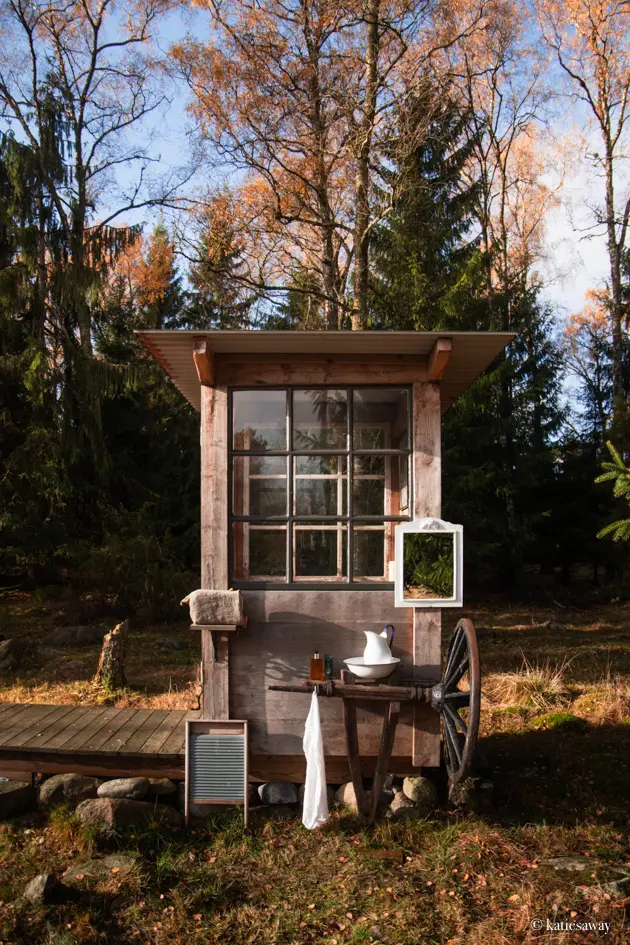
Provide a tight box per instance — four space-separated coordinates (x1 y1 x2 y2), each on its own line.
440 618 481 783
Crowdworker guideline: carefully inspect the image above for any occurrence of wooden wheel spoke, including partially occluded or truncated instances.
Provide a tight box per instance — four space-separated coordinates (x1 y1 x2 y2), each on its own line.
444 691 469 709
443 716 463 767
444 627 466 682
440 619 481 785
443 703 467 737
445 655 469 690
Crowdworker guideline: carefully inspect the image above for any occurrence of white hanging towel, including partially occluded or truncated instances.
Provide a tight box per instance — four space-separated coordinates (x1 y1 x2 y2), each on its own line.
302 689 329 830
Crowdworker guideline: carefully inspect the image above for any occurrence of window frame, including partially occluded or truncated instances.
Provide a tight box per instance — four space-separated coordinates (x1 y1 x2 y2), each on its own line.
228 385 413 589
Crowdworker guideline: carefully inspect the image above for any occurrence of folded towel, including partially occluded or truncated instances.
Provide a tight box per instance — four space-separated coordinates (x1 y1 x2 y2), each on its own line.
181 589 244 626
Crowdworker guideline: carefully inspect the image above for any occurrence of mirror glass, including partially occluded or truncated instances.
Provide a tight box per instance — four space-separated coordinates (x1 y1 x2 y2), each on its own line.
402 532 454 600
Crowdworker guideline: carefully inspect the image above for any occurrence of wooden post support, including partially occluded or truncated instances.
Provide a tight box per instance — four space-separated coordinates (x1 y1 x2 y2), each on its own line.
193 336 215 386
427 337 452 381
200 381 230 721
201 630 230 719
412 382 442 766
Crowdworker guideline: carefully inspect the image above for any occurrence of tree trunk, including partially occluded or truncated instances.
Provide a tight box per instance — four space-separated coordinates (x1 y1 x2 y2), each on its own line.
93 620 129 691
351 0 379 331
605 148 626 449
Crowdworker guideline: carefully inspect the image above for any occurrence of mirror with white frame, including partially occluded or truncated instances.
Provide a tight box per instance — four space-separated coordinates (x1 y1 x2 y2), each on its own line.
394 519 463 608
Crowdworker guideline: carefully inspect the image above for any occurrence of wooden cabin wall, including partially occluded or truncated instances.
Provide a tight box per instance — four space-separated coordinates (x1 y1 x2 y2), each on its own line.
199 369 443 778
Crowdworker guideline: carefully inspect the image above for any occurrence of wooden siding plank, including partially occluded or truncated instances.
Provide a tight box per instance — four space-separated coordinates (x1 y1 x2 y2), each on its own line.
215 360 427 387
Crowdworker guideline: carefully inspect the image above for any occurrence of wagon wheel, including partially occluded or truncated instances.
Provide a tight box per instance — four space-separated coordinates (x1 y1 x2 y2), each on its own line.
431 618 481 784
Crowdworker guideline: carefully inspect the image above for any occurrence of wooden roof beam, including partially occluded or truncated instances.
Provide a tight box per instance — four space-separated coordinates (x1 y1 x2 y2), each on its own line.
427 337 452 381
193 336 215 386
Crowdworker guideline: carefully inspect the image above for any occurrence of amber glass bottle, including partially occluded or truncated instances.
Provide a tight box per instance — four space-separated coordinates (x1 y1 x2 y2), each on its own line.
310 651 324 681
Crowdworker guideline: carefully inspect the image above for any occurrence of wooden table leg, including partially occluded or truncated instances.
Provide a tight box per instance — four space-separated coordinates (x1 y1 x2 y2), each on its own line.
368 700 400 823
342 698 369 821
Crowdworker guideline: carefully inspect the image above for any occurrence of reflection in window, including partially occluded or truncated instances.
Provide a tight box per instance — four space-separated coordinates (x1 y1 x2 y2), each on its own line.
295 525 348 579
233 390 287 450
293 389 347 449
230 387 410 584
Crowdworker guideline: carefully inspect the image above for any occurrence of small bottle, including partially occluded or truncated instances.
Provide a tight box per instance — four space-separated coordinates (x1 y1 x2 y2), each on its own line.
310 651 324 681
324 654 334 679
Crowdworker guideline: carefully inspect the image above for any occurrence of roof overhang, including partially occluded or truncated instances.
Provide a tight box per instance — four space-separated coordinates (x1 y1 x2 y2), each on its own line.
135 330 515 412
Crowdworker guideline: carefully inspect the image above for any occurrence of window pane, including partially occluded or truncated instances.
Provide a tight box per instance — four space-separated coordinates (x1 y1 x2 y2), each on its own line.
233 524 286 579
294 456 347 516
294 524 347 578
353 527 386 579
353 456 386 516
233 390 287 450
293 389 347 449
353 388 408 449
233 457 287 517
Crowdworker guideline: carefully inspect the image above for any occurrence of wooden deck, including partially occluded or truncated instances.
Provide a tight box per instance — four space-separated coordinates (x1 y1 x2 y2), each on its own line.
0 704 200 780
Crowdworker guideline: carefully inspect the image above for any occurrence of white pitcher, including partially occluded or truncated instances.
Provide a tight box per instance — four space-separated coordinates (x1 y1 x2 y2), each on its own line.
363 625 395 664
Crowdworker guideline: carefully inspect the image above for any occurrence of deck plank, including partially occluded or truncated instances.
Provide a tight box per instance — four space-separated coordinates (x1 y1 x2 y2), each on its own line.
140 709 187 756
63 707 127 753
0 703 25 724
159 710 200 756
9 705 81 749
119 709 170 754
79 708 139 754
99 709 157 754
0 705 64 747
23 707 91 751
42 707 115 753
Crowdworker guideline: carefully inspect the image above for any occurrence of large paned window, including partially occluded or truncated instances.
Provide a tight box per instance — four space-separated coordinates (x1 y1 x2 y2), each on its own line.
230 387 412 586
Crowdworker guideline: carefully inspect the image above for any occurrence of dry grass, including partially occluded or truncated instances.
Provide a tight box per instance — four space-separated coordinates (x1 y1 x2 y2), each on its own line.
483 654 573 711
1 594 630 942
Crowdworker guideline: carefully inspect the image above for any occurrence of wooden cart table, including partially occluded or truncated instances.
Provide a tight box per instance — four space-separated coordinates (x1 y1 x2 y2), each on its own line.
270 618 481 824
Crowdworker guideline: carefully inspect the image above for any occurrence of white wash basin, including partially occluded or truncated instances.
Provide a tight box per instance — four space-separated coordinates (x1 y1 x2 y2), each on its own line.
343 657 401 680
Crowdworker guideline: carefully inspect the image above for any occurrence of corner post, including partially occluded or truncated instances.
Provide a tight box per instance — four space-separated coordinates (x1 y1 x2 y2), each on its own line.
411 381 442 766
200 380 230 720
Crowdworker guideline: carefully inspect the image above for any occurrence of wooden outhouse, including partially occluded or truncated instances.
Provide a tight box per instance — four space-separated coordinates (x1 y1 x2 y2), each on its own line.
137 330 512 783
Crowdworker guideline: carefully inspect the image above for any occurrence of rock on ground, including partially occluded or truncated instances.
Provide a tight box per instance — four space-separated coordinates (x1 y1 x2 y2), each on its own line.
402 776 438 808
39 774 103 810
258 781 298 805
542 856 594 872
387 792 425 821
42 626 106 647
97 778 149 801
147 778 177 798
64 854 139 881
76 797 183 833
0 639 24 672
23 873 68 905
249 805 296 824
335 782 359 812
0 779 36 820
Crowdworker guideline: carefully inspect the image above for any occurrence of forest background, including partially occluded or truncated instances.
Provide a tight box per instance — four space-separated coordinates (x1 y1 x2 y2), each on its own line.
1 0 629 620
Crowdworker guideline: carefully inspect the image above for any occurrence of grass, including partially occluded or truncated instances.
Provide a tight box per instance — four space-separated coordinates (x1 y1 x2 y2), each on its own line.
1 592 630 942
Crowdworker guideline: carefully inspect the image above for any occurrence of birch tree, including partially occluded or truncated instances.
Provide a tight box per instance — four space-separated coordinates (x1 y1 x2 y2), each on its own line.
535 0 630 440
